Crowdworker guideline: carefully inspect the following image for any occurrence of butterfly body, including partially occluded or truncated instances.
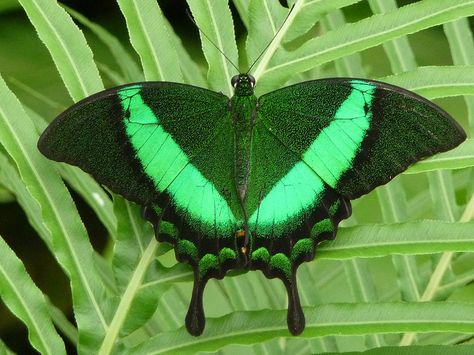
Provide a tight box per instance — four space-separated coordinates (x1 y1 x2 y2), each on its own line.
38 75 466 336
232 94 255 201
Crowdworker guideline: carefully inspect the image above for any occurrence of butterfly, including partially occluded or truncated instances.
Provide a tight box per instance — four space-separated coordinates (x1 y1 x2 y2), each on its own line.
38 74 466 336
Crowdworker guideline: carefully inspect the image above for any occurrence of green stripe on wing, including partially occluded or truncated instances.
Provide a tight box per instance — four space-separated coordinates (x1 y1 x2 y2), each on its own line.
119 86 238 236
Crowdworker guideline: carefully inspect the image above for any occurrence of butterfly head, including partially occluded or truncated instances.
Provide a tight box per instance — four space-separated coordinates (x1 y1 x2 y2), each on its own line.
231 74 256 96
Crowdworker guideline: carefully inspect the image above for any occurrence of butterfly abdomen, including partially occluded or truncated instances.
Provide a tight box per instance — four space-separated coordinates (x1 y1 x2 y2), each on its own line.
231 95 258 202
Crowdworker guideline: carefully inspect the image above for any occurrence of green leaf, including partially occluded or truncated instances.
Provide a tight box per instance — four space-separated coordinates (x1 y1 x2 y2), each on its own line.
343 259 384 348
17 0 103 101
117 0 182 82
112 199 154 291
320 9 364 78
249 1 301 86
246 0 287 63
0 0 19 13
249 0 365 84
159 16 206 87
187 0 238 95
127 302 474 354
405 139 474 174
2 150 111 311
427 171 459 220
232 0 250 28
97 61 127 85
381 66 474 98
99 198 182 353
0 184 14 204
257 0 474 94
0 74 107 352
98 237 159 354
368 0 417 73
284 0 363 43
0 235 66 355
59 165 117 238
64 5 144 83
317 220 474 259
106 199 190 336
444 19 474 133
47 300 78 346
122 261 193 335
0 150 51 244
0 338 15 355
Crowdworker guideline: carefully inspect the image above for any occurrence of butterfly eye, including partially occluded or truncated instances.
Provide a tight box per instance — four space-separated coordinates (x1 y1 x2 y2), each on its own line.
231 75 240 88
248 75 256 87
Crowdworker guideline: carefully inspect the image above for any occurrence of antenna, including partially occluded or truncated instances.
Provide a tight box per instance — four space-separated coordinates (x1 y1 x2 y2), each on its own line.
186 9 240 73
187 4 295 76
246 4 295 74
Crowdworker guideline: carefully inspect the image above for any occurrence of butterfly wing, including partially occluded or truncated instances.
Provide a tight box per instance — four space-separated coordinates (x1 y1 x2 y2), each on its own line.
38 82 243 335
39 83 226 201
247 78 465 334
257 78 466 199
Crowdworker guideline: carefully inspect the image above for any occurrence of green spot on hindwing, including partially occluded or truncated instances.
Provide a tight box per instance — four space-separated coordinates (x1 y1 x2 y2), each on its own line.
219 248 237 262
312 218 333 237
199 254 219 279
270 253 291 279
159 221 178 241
176 240 198 261
291 238 314 262
329 200 341 216
251 247 270 263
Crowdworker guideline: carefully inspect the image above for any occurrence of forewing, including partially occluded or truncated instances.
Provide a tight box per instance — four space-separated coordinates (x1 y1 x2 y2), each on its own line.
257 78 466 199
38 82 240 233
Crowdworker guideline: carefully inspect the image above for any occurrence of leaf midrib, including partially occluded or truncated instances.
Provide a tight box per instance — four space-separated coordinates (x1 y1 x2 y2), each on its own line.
131 0 164 80
98 238 158 355
0 101 108 331
0 259 54 354
31 1 90 98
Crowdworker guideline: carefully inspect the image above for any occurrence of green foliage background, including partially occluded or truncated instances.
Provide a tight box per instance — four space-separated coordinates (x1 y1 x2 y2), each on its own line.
0 0 474 354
